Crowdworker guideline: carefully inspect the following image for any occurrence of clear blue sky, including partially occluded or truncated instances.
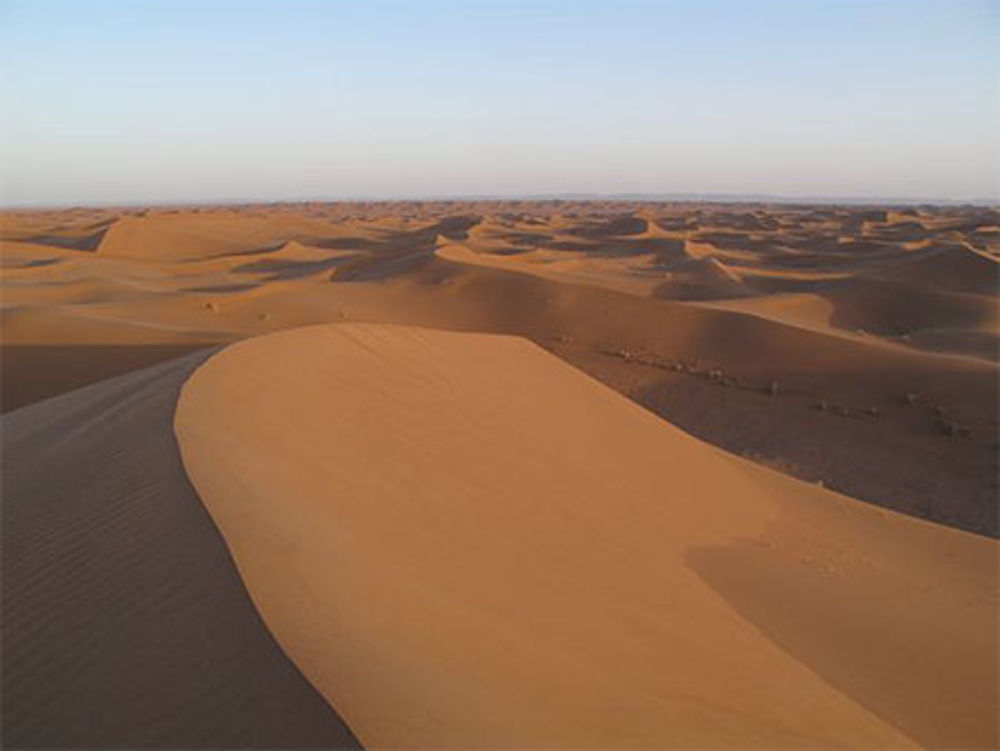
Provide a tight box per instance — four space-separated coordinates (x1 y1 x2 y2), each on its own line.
1 0 997 205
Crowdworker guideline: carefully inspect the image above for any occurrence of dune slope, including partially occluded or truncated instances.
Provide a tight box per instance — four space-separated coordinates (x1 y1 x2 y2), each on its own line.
1 353 360 749
174 324 997 749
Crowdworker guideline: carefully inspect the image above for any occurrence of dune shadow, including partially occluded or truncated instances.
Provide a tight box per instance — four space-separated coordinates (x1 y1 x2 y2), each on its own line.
185 282 261 293
1 343 221 412
566 214 648 237
7 230 107 252
232 255 358 281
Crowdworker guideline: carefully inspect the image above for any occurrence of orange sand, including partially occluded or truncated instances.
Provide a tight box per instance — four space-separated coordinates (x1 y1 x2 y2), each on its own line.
175 323 997 749
3 202 997 748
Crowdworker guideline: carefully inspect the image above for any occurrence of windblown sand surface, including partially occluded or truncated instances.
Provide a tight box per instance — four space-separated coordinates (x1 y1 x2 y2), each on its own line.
174 323 996 748
2 353 359 748
2 201 997 748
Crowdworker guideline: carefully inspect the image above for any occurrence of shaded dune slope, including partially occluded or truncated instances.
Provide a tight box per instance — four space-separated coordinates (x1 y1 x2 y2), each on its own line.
871 242 998 296
1 342 215 413
174 324 997 749
1 353 360 749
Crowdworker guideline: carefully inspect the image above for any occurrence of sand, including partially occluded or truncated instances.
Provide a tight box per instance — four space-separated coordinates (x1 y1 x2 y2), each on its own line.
3 204 997 536
1 352 359 748
6 203 997 536
2 201 997 748
174 323 997 748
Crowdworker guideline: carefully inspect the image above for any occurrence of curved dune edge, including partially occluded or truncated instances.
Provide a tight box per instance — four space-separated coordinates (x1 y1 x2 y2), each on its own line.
174 323 997 749
1 351 360 748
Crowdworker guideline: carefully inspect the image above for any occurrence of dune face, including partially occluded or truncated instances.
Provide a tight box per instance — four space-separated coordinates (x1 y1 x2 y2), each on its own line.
1 353 359 748
175 324 997 749
94 211 351 262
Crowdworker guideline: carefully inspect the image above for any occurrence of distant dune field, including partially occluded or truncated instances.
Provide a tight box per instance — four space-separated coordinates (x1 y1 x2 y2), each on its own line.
2 202 997 748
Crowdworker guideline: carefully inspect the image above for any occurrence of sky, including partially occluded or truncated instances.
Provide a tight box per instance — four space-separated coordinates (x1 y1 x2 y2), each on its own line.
1 0 997 206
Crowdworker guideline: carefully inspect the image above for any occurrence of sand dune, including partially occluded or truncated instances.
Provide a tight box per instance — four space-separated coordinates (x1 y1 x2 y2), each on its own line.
423 206 999 363
2 352 359 748
3 201 997 748
652 255 750 300
2 204 996 536
870 242 999 296
94 210 352 262
174 323 997 749
0 240 77 269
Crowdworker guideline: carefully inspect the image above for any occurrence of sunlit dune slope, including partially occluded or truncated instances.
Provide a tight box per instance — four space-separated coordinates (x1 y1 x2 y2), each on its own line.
174 323 997 749
94 210 362 262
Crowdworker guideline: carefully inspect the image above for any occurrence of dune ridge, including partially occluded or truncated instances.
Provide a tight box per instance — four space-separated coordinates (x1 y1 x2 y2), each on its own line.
174 323 998 749
1 353 360 749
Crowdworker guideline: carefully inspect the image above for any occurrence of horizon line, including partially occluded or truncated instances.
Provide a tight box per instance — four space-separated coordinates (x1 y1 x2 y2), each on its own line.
2 191 998 212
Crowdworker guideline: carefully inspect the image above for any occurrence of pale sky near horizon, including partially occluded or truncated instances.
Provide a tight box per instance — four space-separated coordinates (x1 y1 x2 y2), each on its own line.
1 0 997 206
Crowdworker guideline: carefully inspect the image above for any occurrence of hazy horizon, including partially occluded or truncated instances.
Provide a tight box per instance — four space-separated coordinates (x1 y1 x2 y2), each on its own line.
2 0 997 207
2 191 997 212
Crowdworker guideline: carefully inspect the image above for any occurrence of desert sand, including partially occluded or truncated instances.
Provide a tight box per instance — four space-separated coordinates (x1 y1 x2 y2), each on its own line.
2 353 359 748
175 323 996 748
3 203 997 534
2 202 998 748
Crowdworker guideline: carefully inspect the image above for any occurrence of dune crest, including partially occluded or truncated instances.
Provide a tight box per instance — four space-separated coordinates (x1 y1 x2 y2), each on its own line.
174 323 996 749
1 351 360 748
